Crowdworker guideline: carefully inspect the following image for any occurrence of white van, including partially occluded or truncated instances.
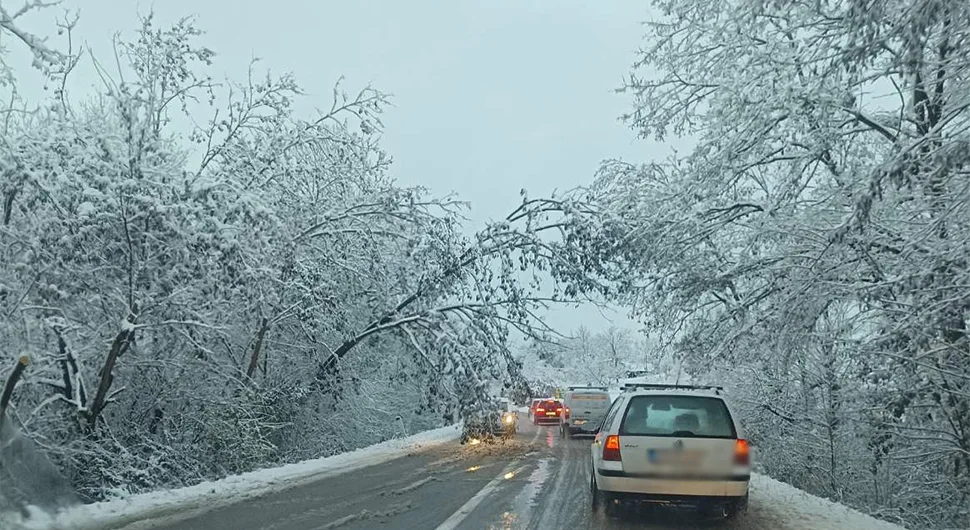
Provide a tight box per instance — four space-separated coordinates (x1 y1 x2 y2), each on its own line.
560 386 612 438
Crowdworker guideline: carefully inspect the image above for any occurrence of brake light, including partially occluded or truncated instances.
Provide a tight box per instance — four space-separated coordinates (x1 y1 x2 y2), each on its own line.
603 435 621 461
564 407 570 419
536 408 545 413
734 439 750 466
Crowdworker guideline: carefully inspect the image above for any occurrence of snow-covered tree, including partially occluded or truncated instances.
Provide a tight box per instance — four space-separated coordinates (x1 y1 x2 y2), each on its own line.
519 326 648 388
0 8 617 502
593 0 970 527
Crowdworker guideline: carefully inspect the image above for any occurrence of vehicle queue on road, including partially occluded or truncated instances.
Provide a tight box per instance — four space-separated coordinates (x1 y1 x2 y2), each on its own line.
521 381 752 522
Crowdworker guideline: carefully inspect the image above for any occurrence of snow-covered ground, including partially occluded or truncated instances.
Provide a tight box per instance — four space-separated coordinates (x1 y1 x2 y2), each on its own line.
1 422 912 530
2 424 461 530
749 473 905 530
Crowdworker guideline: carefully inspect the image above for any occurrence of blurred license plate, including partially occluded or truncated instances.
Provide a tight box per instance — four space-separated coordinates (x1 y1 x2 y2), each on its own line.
545 412 556 416
573 420 586 425
648 449 703 466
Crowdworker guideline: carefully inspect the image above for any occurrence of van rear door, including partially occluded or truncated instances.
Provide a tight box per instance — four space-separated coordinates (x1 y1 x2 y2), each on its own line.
566 391 611 427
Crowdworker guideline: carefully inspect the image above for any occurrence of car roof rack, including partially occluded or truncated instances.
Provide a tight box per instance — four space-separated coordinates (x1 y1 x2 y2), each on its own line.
619 383 724 395
566 385 609 391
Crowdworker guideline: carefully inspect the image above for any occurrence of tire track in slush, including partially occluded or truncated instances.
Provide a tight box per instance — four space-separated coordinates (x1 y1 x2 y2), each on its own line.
484 424 555 530
499 456 552 529
529 434 592 530
434 426 544 530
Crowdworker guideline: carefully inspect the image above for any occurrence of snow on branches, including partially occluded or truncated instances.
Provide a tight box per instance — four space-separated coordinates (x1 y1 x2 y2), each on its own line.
596 1 970 527
0 7 618 503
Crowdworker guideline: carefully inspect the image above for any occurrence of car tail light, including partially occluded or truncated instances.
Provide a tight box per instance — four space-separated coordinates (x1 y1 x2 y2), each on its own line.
564 407 570 419
536 407 545 413
734 439 750 466
603 435 621 461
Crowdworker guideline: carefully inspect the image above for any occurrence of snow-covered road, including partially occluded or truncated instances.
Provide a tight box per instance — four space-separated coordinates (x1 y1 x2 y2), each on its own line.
16 421 906 530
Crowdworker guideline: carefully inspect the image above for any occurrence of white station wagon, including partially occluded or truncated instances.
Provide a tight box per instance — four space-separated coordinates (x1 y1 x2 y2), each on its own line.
589 383 750 520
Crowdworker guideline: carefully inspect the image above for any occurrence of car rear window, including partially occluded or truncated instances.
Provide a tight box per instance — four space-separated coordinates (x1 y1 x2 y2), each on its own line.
542 400 560 408
619 395 736 439
602 397 624 430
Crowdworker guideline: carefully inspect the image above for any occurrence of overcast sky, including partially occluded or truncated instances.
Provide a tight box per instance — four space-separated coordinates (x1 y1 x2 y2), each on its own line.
9 0 669 334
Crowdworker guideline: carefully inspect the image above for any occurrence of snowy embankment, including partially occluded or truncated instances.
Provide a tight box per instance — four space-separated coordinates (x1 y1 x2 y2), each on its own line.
5 424 461 530
750 473 906 530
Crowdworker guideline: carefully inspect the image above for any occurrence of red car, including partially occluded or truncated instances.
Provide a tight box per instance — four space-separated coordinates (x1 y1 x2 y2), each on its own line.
529 398 543 419
532 398 564 425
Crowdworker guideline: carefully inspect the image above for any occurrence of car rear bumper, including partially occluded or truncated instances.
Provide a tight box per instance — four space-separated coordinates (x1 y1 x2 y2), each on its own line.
604 491 746 509
595 468 749 498
535 417 561 423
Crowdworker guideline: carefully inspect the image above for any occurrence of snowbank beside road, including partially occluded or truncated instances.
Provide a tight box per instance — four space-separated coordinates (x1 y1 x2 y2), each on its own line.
750 473 906 530
4 424 461 530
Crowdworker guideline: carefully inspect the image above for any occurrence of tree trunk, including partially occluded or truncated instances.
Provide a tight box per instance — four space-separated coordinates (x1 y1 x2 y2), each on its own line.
246 317 271 379
0 355 29 430
87 314 136 430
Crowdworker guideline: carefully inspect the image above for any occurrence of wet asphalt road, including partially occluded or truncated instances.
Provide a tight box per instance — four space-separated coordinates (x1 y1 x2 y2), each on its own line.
136 420 772 530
